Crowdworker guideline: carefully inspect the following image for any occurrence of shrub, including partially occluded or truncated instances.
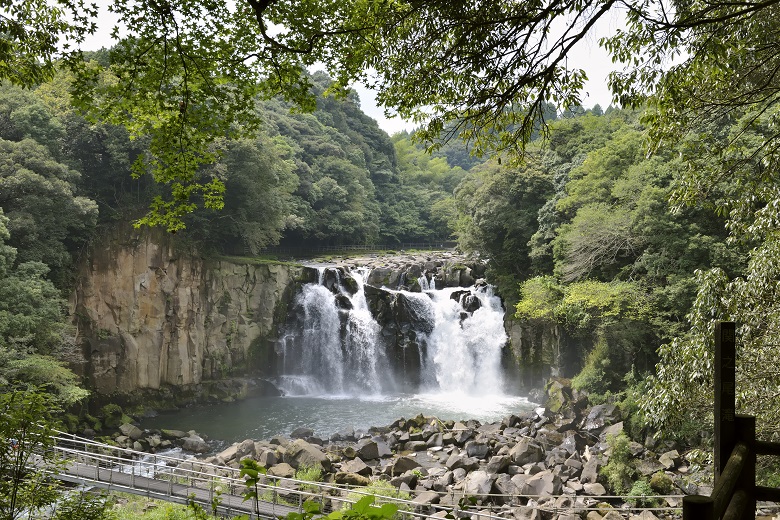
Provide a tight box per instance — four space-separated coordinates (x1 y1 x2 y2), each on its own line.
600 433 637 495
649 471 674 494
627 479 659 508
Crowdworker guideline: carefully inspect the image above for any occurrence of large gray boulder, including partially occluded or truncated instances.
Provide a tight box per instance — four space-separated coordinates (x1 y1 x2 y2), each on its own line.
509 438 544 465
341 457 372 476
284 439 331 471
582 404 621 432
464 471 495 501
520 470 562 497
182 434 210 454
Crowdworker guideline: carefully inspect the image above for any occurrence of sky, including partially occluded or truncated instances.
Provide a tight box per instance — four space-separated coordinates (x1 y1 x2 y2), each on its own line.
80 3 625 135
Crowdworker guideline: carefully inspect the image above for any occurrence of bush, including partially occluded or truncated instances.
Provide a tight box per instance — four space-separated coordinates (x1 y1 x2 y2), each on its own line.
296 465 324 492
600 432 637 495
345 480 411 519
627 479 659 508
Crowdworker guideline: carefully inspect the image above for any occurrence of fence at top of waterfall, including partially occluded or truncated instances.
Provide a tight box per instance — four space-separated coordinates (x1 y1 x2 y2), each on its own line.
246 241 458 257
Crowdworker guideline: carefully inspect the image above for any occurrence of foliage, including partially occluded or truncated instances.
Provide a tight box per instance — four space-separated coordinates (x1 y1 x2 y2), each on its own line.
600 433 637 495
288 496 398 520
295 464 324 492
51 491 114 520
627 479 659 508
0 387 64 520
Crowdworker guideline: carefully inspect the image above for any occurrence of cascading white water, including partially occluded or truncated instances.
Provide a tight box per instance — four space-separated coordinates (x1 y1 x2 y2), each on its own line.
277 267 508 398
277 267 393 396
422 286 507 396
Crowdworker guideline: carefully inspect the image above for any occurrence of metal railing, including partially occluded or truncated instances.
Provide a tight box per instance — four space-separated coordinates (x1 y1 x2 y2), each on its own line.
46 431 689 519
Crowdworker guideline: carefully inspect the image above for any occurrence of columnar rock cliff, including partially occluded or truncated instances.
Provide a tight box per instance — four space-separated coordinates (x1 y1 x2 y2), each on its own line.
70 229 306 397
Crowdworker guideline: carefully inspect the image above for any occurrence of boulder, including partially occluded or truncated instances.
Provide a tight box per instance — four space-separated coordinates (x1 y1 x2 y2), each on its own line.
580 458 600 484
119 423 144 441
284 439 331 471
341 457 372 476
509 438 545 466
582 404 621 433
464 471 495 501
182 435 210 454
659 450 681 470
389 456 421 475
520 470 561 497
216 444 239 463
258 449 278 468
268 463 296 478
465 441 490 459
334 472 372 486
356 438 380 460
236 439 256 460
412 491 440 506
583 483 607 496
486 455 511 474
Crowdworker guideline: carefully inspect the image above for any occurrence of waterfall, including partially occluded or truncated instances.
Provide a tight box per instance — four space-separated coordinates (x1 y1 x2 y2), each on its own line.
276 267 508 398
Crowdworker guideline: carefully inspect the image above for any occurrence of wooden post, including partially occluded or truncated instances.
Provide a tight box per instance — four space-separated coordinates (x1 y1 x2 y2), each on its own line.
735 415 756 520
715 321 737 479
683 495 714 520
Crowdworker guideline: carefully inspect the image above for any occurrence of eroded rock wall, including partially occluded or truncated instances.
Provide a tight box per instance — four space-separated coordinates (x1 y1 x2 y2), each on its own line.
71 229 305 397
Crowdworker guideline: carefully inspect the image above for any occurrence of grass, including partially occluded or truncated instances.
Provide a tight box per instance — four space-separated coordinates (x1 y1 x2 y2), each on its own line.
109 493 197 520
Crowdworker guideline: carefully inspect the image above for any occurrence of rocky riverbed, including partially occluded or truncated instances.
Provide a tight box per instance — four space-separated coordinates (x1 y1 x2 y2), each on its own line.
109 380 741 520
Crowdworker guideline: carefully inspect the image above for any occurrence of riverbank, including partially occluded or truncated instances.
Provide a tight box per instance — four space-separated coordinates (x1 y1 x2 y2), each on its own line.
117 380 727 520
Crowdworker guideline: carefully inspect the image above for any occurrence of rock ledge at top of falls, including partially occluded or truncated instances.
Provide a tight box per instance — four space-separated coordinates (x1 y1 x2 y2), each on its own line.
305 250 487 292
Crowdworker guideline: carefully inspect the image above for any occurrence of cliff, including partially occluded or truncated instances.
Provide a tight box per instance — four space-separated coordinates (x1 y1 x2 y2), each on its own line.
70 229 305 399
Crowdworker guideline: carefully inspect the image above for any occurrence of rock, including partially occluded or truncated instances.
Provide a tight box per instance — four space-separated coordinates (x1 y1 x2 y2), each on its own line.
464 471 495 501
182 435 210 454
510 438 544 466
583 404 621 433
404 441 428 452
513 505 542 519
412 491 440 506
356 438 380 460
236 439 256 460
659 450 681 470
602 512 624 520
636 459 664 477
486 455 511 474
389 456 421 475
520 470 561 497
258 449 278 468
585 512 603 520
268 463 296 478
160 429 188 439
583 483 607 496
493 473 517 496
465 441 490 459
284 439 331 471
433 471 453 491
216 444 239 463
600 422 624 440
630 511 660 520
580 457 600 483
119 423 144 441
334 472 372 486
341 457 372 476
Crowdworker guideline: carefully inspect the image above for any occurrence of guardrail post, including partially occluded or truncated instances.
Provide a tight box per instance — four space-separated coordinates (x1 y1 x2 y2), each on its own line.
736 415 756 520
683 495 714 520
715 321 737 479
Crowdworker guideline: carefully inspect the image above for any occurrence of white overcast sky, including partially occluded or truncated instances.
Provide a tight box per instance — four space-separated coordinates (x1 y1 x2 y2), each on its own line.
80 3 624 135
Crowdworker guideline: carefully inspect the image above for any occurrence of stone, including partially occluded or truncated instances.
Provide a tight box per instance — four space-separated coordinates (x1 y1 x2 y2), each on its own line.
356 438 380 460
412 491 440 506
465 441 490 459
585 513 603 520
182 435 209 454
291 427 314 439
268 463 296 478
216 444 239 463
509 438 544 466
284 439 330 471
119 423 144 441
390 456 421 475
636 459 664 477
341 457 372 476
334 472 372 486
433 471 453 491
493 473 517 496
404 441 428 452
580 458 600 483
258 449 278 468
659 450 681 470
464 471 495 501
513 506 542 519
160 429 189 439
486 455 511 474
583 483 607 496
582 404 621 432
600 422 624 440
630 512 660 520
601 512 624 520
520 470 561 497
236 439 256 460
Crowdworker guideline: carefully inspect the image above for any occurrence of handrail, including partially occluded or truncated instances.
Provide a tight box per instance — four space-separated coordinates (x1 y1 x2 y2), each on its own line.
46 431 690 519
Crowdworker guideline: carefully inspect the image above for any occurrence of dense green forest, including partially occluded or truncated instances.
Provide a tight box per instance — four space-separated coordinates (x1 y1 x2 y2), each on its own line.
0 64 755 445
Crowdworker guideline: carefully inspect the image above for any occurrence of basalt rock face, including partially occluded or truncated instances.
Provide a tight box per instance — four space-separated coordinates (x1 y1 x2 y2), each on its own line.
71 228 308 399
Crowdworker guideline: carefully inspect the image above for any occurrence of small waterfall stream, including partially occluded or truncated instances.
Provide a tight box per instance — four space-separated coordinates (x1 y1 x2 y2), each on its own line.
276 267 509 398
